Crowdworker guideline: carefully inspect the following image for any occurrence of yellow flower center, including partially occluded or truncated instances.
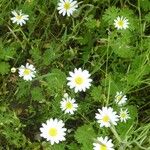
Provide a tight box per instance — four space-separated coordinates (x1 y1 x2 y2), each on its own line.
118 20 124 27
121 113 126 118
16 15 22 20
117 95 122 101
75 76 84 85
48 128 57 137
64 2 71 10
100 144 107 150
23 69 31 75
66 102 73 109
102 115 109 122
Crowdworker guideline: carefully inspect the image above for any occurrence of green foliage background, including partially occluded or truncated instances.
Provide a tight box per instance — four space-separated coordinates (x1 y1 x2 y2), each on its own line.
0 0 150 149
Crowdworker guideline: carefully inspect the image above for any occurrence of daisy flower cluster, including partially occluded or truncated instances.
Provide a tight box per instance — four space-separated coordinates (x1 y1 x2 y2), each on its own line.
9 0 131 148
95 106 130 127
10 0 78 27
95 91 130 128
94 106 130 150
94 91 130 149
39 68 92 145
114 91 130 122
11 62 36 81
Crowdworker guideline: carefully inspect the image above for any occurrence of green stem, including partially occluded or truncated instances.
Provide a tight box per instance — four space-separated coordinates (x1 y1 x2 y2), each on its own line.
138 0 143 48
105 34 110 105
133 141 148 150
7 25 25 49
120 0 123 7
33 72 59 81
106 76 111 106
77 112 90 123
110 125 122 143
110 125 129 150
72 4 94 35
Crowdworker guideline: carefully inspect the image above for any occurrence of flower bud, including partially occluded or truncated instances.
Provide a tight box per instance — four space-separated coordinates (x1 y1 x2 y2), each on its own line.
11 67 17 73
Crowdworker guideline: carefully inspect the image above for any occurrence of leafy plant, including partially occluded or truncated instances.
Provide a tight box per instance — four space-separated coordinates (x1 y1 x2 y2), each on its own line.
0 0 150 149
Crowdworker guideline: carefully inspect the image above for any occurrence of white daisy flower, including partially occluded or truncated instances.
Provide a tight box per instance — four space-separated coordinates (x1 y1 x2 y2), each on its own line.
40 118 67 145
18 63 36 81
60 94 78 114
114 16 129 30
93 136 114 150
57 0 78 17
11 10 29 26
115 91 127 105
119 108 130 122
67 68 92 93
95 107 119 127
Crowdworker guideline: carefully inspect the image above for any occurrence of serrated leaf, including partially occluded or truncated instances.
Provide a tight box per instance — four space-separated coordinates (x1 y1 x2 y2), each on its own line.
74 124 96 150
111 38 135 58
81 145 93 150
52 143 66 150
141 0 150 11
0 47 16 61
0 106 27 148
102 6 119 25
45 69 66 93
90 86 102 102
145 12 150 22
42 48 61 66
31 87 44 101
29 48 42 64
67 143 79 150
16 81 31 100
0 61 10 75
84 15 99 29
42 142 66 150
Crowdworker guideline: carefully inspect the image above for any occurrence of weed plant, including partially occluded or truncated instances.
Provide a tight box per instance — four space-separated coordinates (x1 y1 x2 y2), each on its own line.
0 0 150 149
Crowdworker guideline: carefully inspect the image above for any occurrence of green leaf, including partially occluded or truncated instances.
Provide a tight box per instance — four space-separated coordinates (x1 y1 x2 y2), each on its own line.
90 86 102 102
26 142 41 150
41 142 65 150
0 61 10 75
102 6 119 25
0 47 16 61
84 15 99 29
42 48 61 66
29 48 42 64
31 87 44 101
16 81 31 100
141 0 150 11
111 38 135 58
145 12 150 22
53 143 66 150
74 124 96 150
45 69 66 94
0 106 27 148
67 143 79 150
